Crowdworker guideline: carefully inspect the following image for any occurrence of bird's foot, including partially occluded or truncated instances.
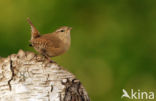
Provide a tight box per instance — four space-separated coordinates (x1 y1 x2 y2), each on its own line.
49 60 56 63
46 56 56 63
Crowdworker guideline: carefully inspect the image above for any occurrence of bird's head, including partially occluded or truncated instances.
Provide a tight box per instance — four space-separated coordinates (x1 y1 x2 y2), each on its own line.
55 26 72 35
54 26 72 41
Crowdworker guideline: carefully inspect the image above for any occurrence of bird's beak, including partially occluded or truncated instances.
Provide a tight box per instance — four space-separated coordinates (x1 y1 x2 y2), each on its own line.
68 27 72 30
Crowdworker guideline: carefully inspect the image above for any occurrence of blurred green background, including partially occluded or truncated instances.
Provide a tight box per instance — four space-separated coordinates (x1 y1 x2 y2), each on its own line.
0 0 156 101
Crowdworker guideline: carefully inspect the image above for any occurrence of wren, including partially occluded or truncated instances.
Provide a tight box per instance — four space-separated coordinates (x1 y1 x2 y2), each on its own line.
27 18 72 62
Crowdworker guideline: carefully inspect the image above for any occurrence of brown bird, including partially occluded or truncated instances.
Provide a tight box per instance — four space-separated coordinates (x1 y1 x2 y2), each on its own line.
27 18 72 62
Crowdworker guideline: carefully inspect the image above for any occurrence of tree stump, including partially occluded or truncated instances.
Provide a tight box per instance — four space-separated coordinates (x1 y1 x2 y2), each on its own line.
0 50 90 101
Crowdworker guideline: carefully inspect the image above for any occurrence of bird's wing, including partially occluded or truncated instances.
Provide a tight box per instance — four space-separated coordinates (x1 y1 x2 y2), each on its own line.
40 34 63 48
31 36 62 48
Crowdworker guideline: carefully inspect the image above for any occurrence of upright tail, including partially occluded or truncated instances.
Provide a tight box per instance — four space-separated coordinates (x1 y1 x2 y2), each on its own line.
27 18 40 40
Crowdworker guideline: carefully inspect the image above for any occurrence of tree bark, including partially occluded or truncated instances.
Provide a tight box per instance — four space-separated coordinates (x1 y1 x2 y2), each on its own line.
0 50 90 101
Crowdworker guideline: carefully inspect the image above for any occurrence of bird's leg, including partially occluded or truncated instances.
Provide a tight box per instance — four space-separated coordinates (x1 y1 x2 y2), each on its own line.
45 56 54 63
43 54 54 63
41 49 54 63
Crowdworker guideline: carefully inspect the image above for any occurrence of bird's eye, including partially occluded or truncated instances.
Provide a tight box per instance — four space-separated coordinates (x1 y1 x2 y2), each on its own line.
60 30 65 32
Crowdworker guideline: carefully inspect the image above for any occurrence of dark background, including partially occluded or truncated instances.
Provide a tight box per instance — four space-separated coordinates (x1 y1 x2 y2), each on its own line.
0 0 156 101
